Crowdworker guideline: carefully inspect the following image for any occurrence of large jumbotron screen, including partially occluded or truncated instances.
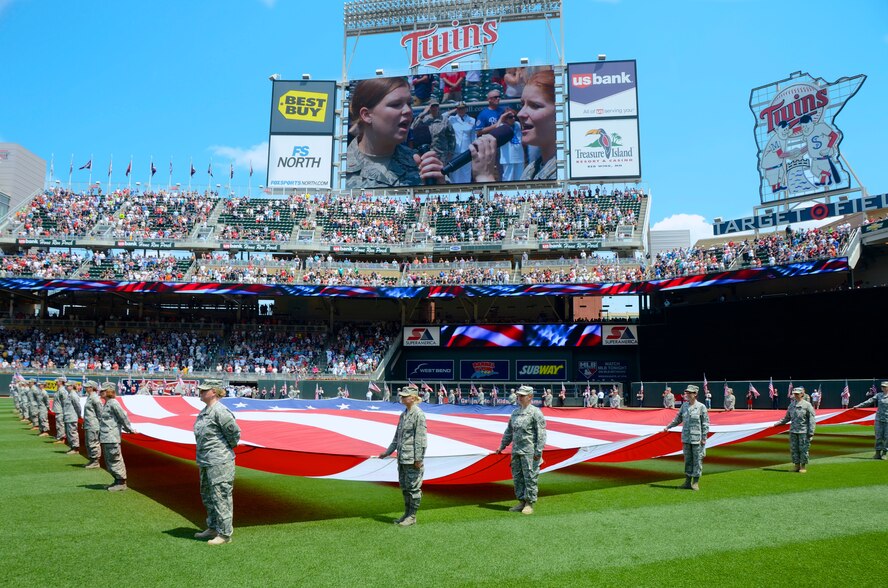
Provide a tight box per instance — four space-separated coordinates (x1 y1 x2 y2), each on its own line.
344 65 557 187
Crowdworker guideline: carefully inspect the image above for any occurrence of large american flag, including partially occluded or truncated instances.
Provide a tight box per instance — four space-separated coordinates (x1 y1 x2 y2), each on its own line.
108 396 876 485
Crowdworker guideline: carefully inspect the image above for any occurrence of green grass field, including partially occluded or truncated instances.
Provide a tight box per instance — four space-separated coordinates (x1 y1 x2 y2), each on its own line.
1 398 886 587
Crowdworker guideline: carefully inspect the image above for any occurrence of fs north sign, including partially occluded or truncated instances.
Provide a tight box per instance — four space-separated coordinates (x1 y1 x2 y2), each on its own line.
751 72 865 204
403 326 441 347
400 20 498 70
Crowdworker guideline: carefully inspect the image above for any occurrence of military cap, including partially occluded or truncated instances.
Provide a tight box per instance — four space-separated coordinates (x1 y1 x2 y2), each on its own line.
85 380 99 389
198 379 225 392
684 384 700 394
515 385 534 396
399 383 420 397
791 387 806 395
100 382 117 392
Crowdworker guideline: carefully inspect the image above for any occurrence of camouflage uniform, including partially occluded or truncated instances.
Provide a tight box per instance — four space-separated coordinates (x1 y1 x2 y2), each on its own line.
345 140 422 189
63 386 82 450
27 383 40 428
12 383 24 418
663 391 675 409
776 394 816 469
666 395 709 486
853 389 888 459
498 398 547 506
723 393 736 411
53 384 68 441
412 111 456 162
194 400 241 538
99 396 135 486
380 401 427 523
82 385 104 465
32 384 50 434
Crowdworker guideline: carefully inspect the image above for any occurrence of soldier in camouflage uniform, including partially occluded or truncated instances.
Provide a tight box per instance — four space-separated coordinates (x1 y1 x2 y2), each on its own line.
14 381 28 422
774 387 816 472
723 388 736 411
52 376 68 444
663 387 676 409
345 77 444 189
852 381 888 460
379 383 427 527
81 381 103 468
32 381 50 436
663 384 709 490
99 382 136 491
193 380 241 545
411 98 456 164
63 381 82 455
497 385 547 514
26 380 41 431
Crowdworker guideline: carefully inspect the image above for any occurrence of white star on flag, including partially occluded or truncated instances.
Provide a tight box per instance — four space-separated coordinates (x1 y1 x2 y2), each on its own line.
234 402 247 408
337 403 350 410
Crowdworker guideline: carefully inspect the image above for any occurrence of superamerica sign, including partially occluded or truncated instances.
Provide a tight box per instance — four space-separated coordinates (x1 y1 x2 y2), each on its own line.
400 20 498 70
751 72 865 204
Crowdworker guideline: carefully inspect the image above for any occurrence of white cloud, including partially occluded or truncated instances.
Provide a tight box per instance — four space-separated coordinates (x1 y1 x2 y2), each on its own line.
209 141 268 175
651 213 714 245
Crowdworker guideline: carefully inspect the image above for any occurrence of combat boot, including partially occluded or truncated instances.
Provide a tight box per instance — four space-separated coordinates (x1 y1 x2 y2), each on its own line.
798 465 807 473
53 439 66 444
521 503 534 515
880 451 887 461
690 477 700 491
84 460 100 469
38 432 49 437
874 452 882 460
792 464 800 472
508 501 527 512
107 479 128 492
680 477 692 489
393 513 408 524
208 535 231 545
398 515 417 527
194 528 218 540
65 448 79 456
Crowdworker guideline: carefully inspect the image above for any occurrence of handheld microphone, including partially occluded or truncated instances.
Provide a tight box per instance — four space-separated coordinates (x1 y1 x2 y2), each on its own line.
442 124 515 177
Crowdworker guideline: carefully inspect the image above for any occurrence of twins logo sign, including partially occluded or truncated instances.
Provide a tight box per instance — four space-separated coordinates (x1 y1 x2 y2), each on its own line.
751 71 865 204
602 325 638 346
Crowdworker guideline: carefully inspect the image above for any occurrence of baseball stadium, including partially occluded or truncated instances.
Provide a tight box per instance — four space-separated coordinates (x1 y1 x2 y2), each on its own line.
1 1 886 586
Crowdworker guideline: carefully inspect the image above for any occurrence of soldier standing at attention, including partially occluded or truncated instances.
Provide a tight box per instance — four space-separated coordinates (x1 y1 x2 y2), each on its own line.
496 385 547 515
723 388 736 411
33 381 50 436
26 380 40 431
63 381 83 455
663 385 709 490
52 376 68 445
773 387 816 473
82 381 103 469
378 384 427 527
194 380 241 545
99 382 136 491
663 387 675 409
851 381 888 460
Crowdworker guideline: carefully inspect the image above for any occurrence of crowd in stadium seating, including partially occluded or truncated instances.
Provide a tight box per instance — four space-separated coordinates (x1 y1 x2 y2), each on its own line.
403 265 512 285
528 188 644 241
314 194 418 244
745 224 852 266
0 322 395 376
648 246 730 279
0 327 220 372
426 193 522 243
88 251 193 281
111 191 216 240
522 262 645 284
0 251 86 279
12 189 126 237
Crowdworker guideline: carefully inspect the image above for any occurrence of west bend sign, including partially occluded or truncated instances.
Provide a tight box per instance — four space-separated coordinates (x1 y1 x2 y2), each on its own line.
401 20 498 70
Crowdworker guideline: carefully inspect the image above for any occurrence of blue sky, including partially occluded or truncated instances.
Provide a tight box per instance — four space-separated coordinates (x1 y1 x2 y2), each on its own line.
1 0 885 241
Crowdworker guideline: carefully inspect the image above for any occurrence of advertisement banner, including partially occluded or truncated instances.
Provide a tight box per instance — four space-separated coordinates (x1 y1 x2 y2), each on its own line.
269 80 336 135
460 359 509 380
569 118 641 180
516 359 567 381
568 60 638 119
405 359 454 381
267 135 334 189
577 360 630 381
750 72 865 204
346 66 556 187
403 326 441 347
602 325 639 346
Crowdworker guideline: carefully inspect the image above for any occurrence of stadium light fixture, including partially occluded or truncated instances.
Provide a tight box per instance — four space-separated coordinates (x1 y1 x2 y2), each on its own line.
302 73 311 80
375 68 385 76
597 54 606 61
269 73 281 81
713 217 723 224
520 57 529 65
451 62 460 70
